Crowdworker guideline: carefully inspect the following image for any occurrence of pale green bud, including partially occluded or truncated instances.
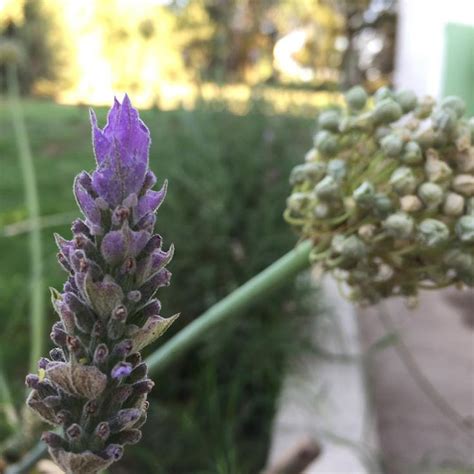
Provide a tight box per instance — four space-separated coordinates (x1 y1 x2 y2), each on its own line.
395 90 418 113
314 130 339 156
373 99 403 124
340 235 367 259
304 148 318 162
327 159 346 181
418 182 444 208
424 155 453 183
452 174 474 197
414 96 435 119
444 249 474 285
381 134 403 157
400 195 423 213
417 219 450 247
318 110 340 132
432 107 457 135
289 162 326 186
443 192 465 216
390 167 417 195
345 86 368 110
314 202 330 219
455 215 474 242
457 149 474 174
353 181 375 208
414 127 435 149
373 193 394 217
287 192 310 213
358 224 376 241
374 86 393 103
383 212 414 239
401 141 423 165
314 175 339 200
441 96 466 119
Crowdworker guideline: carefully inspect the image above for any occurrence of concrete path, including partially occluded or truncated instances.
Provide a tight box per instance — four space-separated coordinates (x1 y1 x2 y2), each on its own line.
359 288 474 473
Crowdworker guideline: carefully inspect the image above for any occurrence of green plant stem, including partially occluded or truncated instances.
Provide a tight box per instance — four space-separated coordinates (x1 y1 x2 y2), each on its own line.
145 239 312 371
6 63 44 373
5 240 312 474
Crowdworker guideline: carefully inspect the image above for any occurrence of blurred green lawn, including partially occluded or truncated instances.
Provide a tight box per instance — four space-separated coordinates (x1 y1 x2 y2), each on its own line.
0 99 319 473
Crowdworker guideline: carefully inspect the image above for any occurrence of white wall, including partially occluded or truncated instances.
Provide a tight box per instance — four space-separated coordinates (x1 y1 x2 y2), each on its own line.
395 0 474 97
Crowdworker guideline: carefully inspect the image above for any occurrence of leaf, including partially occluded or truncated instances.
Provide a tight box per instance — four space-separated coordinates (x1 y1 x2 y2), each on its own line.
46 362 107 399
127 314 179 352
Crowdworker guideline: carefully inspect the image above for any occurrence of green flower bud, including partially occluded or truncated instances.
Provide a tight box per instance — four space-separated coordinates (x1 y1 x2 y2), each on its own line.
327 159 346 181
425 154 453 183
304 148 318 162
390 167 417 195
417 219 450 247
358 224 376 241
457 149 474 174
444 249 474 285
441 96 466 119
432 107 457 135
289 162 326 186
318 110 340 132
400 195 423 213
414 126 435 149
418 182 444 208
353 181 375 208
314 202 330 219
395 90 418 113
314 130 339 156
373 99 403 124
373 193 393 217
381 134 403 157
286 192 310 213
345 86 368 110
314 175 339 200
383 212 414 239
340 235 367 259
401 141 423 165
455 215 474 242
414 96 435 119
443 192 465 216
452 174 474 197
374 86 393 103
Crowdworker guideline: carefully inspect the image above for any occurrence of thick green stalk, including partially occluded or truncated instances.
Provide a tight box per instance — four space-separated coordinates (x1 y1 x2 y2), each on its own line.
6 240 312 474
146 239 313 371
6 63 44 373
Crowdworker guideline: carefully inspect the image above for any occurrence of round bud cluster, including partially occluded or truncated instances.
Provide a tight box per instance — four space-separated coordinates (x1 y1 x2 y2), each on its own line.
285 86 474 304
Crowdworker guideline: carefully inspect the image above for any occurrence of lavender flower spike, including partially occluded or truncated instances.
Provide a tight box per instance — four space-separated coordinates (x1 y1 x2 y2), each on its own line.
26 95 178 474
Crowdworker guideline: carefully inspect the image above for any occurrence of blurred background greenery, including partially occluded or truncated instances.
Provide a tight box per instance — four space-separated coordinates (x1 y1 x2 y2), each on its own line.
0 0 397 472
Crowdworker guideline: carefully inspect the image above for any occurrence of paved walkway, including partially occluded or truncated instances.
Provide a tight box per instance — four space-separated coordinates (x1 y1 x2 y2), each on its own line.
359 288 474 473
267 281 474 474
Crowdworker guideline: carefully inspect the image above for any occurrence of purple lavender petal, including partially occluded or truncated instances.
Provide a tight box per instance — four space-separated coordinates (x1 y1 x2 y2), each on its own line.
135 181 167 223
101 230 127 265
111 362 133 379
101 226 150 265
91 95 150 207
73 177 102 229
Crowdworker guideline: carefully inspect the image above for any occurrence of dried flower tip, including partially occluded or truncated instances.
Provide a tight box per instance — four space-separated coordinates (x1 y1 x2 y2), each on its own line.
93 344 109 365
66 423 82 441
25 374 40 389
41 432 65 449
95 422 111 441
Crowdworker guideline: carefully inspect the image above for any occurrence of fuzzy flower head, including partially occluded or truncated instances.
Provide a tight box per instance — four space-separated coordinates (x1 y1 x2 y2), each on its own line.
285 87 474 305
26 96 177 474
